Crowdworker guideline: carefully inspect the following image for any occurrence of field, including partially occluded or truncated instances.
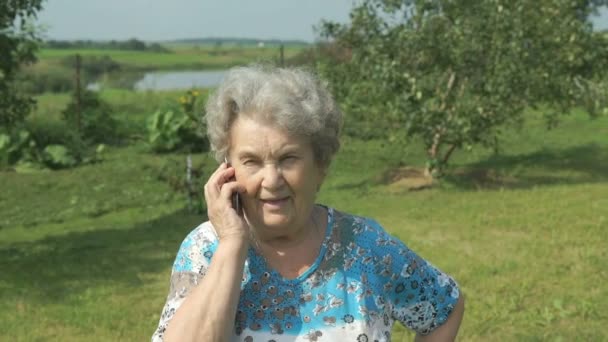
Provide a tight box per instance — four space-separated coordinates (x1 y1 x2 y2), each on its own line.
4 42 608 341
36 46 304 71
20 45 307 98
1 79 606 341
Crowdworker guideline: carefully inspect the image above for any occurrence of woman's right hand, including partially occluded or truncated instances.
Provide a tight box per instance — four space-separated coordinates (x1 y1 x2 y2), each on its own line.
203 162 249 242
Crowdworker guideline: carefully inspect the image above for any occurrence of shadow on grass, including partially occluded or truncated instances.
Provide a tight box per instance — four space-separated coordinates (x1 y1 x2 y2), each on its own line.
0 207 204 304
445 143 608 190
331 179 372 191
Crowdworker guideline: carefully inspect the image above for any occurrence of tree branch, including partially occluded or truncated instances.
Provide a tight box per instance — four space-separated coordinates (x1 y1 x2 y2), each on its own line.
442 143 458 165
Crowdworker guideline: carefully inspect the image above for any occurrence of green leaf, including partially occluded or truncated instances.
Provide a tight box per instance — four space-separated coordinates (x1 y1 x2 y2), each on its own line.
43 144 77 168
14 160 46 174
96 144 106 154
0 134 11 152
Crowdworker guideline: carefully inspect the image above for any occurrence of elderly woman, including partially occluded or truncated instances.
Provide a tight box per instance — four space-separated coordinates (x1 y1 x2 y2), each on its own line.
152 65 464 342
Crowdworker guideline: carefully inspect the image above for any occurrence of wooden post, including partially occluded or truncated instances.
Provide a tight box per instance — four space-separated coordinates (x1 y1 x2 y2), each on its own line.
186 154 193 212
74 54 82 134
280 44 285 67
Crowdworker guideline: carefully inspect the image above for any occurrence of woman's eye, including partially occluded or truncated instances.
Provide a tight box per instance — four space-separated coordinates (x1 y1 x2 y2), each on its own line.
281 155 298 163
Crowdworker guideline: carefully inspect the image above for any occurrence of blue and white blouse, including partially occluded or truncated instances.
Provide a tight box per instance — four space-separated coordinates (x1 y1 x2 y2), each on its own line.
152 207 460 341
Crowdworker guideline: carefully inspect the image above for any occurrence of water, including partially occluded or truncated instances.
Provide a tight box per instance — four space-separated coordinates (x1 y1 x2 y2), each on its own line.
133 70 227 91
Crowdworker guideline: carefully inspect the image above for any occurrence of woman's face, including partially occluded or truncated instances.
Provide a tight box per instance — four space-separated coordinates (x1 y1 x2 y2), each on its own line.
228 116 325 237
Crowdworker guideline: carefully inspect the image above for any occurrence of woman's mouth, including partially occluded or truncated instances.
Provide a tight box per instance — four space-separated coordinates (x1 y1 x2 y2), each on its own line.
260 197 289 209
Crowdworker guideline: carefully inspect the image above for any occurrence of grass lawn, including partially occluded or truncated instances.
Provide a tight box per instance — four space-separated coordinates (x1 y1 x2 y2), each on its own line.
0 91 606 341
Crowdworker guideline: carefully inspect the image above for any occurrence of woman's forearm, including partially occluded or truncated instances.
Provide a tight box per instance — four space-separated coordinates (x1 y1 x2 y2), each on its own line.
164 237 248 342
415 293 465 342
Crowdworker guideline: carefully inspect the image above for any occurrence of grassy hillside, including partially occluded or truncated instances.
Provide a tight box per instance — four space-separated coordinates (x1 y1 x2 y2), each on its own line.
0 91 607 340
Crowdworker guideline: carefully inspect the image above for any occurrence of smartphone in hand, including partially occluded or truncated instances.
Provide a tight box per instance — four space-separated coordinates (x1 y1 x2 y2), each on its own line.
224 157 242 215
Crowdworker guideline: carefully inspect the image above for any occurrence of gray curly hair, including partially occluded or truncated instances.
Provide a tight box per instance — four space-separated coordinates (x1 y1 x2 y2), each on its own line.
205 65 343 168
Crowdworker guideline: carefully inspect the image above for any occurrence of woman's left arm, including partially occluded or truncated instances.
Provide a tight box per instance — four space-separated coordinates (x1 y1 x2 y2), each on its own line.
362 218 464 341
415 294 465 342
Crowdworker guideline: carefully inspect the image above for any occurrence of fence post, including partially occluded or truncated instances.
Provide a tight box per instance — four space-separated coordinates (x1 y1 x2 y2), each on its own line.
186 154 193 212
74 54 82 134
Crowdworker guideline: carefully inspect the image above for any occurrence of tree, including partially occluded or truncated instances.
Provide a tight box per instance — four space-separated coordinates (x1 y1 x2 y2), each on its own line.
319 0 608 177
0 0 44 129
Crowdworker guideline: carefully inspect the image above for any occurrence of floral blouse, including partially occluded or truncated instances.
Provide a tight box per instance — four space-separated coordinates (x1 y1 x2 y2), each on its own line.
152 207 460 341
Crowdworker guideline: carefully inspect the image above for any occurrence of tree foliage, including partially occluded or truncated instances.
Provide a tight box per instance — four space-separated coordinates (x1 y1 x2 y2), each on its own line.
44 38 171 53
319 0 608 176
0 0 44 128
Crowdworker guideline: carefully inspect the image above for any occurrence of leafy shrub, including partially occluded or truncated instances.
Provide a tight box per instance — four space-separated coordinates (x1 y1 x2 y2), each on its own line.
0 129 39 167
147 108 189 152
60 55 121 79
42 144 77 169
61 90 121 145
17 66 74 94
25 118 87 160
147 90 208 153
1 122 103 170
147 107 207 153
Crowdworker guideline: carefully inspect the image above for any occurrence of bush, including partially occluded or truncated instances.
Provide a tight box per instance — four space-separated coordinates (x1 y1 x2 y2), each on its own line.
17 67 74 94
0 129 39 167
147 90 208 153
42 144 77 169
61 90 121 145
1 120 103 170
147 108 188 152
147 106 207 153
25 118 87 160
60 55 121 79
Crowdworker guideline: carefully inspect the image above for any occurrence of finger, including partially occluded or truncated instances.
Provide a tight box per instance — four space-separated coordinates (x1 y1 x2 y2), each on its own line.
208 161 227 179
218 181 245 202
209 168 236 196
210 183 242 218
204 163 229 194
207 162 228 184
205 182 240 221
216 167 236 186
203 181 212 203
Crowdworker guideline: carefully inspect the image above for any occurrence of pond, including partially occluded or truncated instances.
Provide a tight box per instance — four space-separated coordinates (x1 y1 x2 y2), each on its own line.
133 70 227 91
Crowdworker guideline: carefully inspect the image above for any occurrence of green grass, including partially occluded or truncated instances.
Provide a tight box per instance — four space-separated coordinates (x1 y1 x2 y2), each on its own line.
37 46 304 71
1 92 607 341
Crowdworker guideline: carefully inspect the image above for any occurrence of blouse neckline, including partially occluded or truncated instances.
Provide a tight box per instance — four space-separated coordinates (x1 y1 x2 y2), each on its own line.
248 205 334 284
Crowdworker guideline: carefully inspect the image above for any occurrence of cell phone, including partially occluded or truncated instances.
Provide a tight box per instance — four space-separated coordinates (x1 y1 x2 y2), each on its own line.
224 157 242 214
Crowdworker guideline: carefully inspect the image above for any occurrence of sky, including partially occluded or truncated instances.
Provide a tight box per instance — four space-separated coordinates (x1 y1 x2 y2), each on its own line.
37 1 608 42
36 0 353 42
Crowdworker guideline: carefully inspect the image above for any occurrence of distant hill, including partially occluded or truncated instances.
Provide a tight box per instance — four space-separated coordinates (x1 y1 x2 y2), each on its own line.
163 37 310 47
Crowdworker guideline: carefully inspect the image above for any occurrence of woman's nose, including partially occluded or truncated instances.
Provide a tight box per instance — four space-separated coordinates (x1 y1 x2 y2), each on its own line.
260 164 285 189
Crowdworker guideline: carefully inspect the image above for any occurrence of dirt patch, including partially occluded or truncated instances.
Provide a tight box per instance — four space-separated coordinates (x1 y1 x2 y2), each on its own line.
381 166 521 191
381 166 435 191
